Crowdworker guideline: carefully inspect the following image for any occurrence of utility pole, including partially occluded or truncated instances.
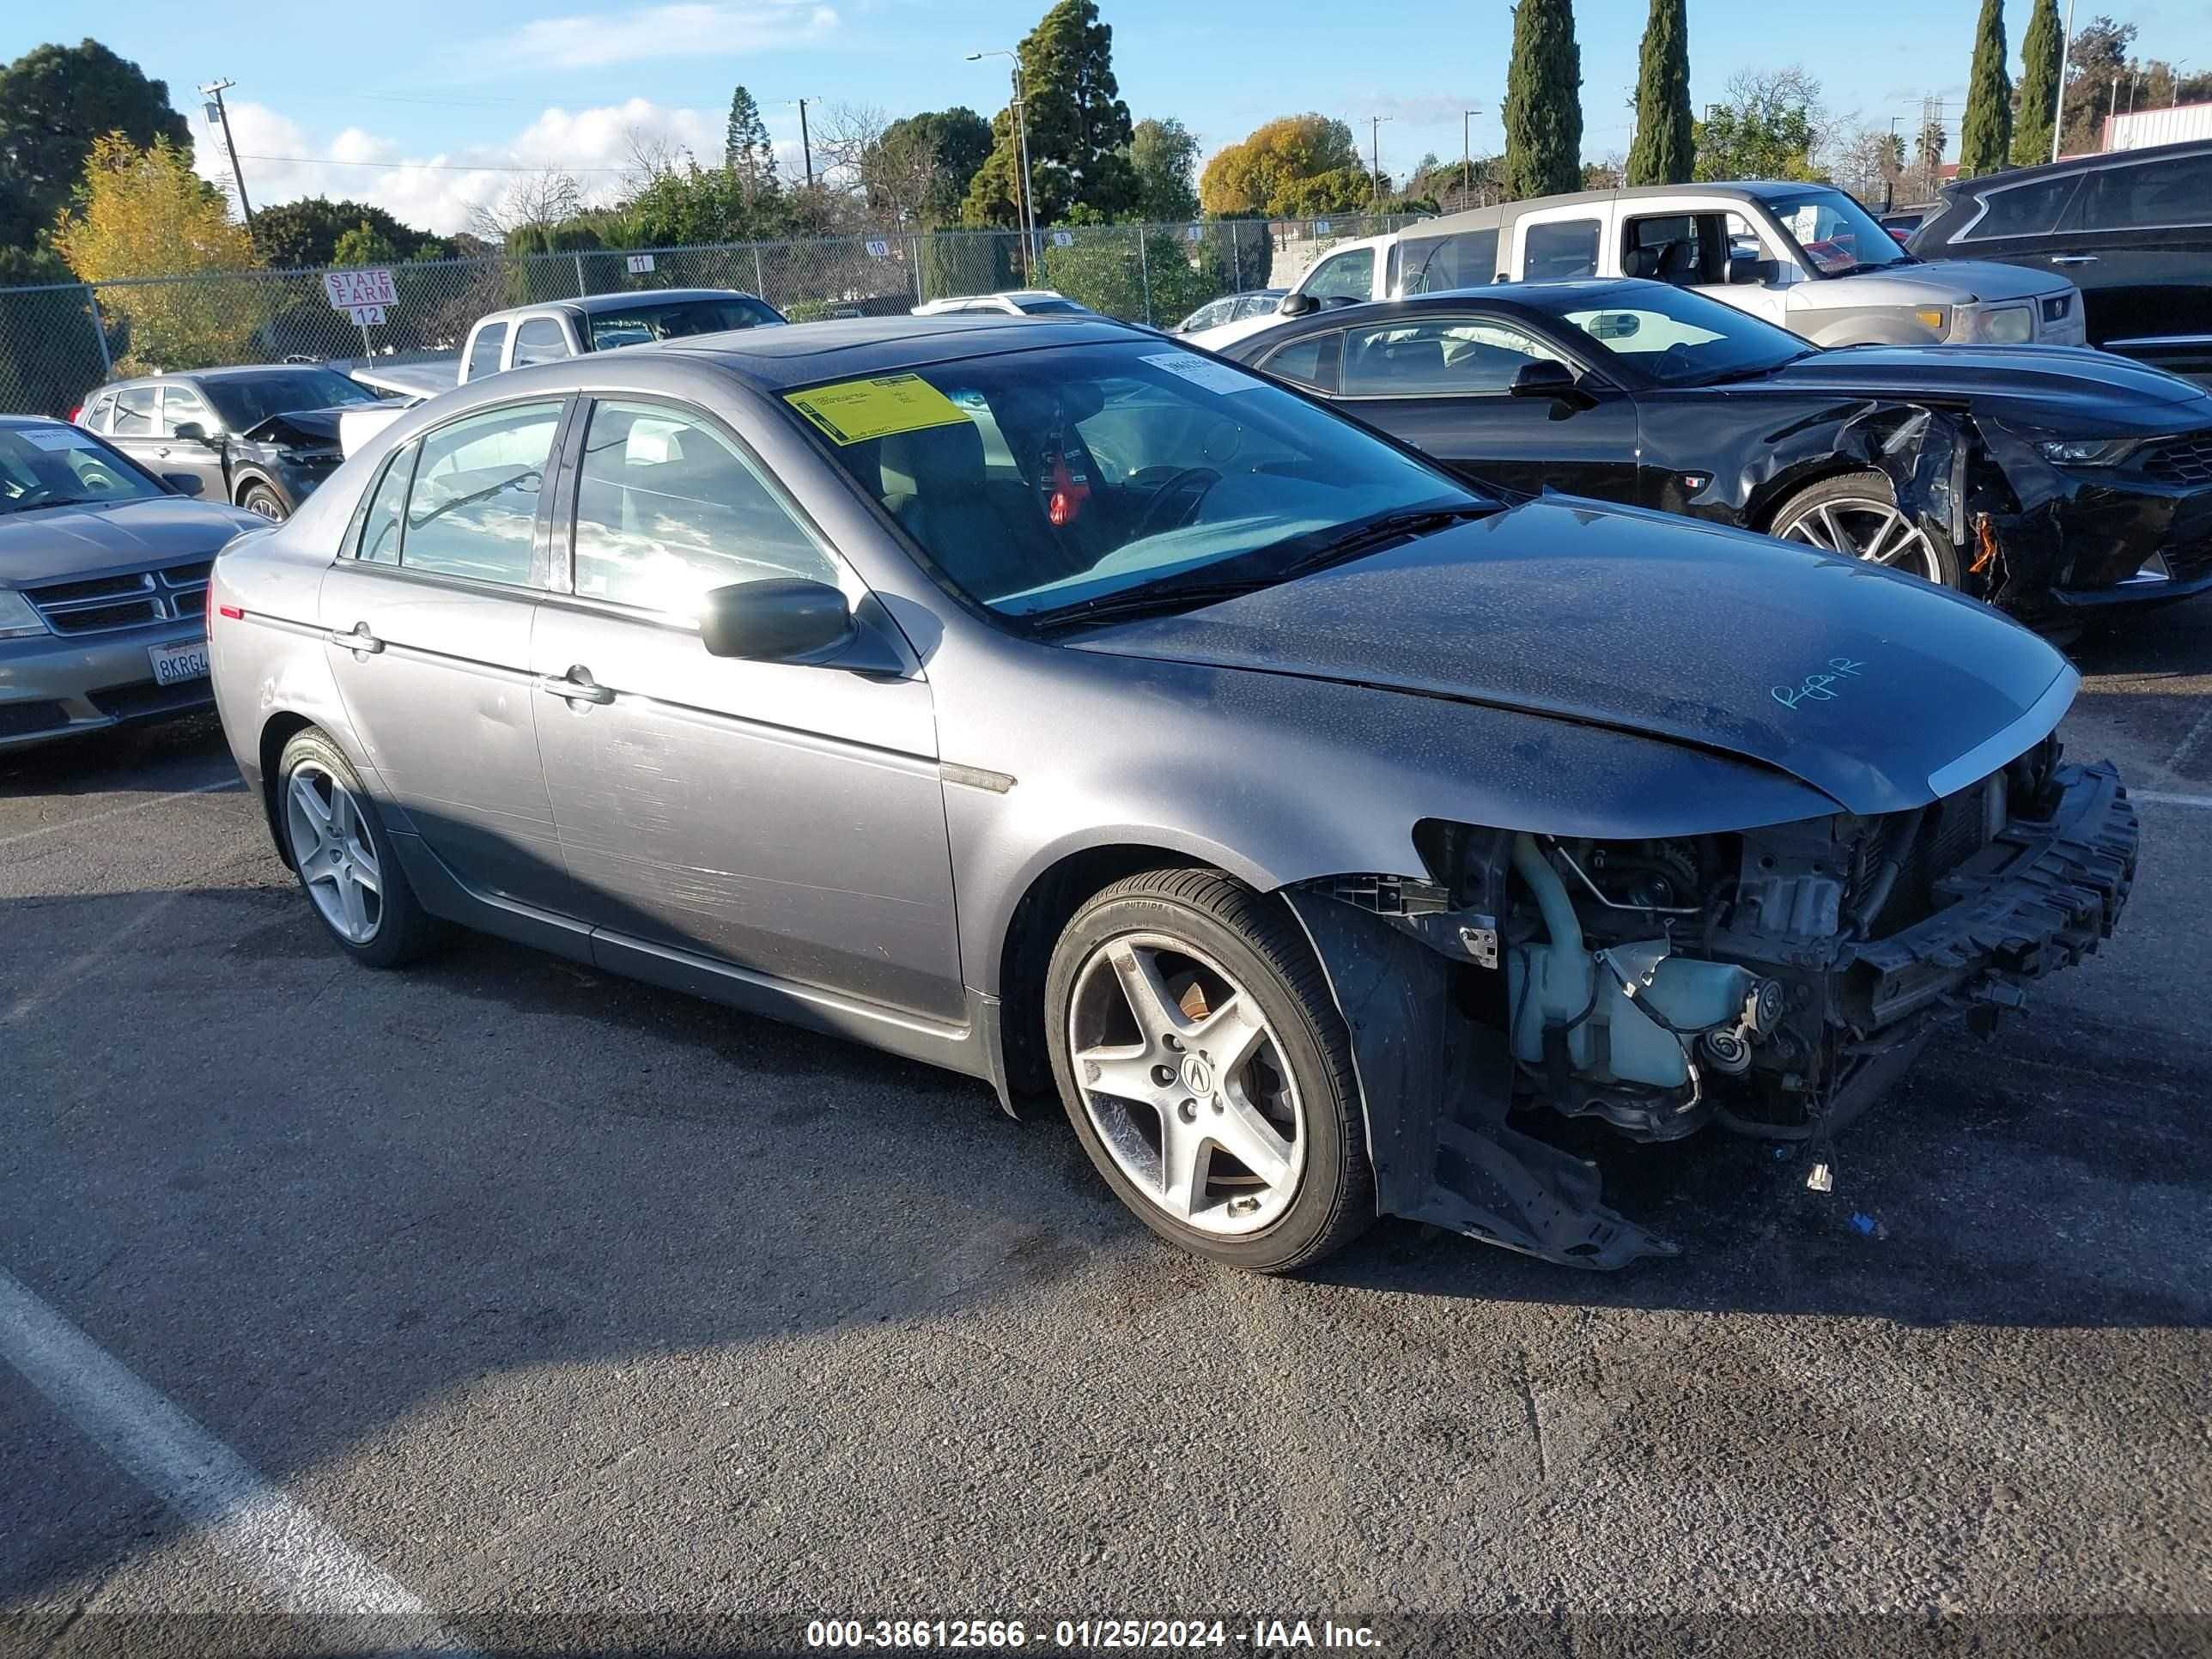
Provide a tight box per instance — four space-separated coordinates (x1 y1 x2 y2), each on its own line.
198 79 254 230
968 51 1037 282
1368 114 1392 208
2051 0 2078 161
788 98 817 191
1462 108 1481 203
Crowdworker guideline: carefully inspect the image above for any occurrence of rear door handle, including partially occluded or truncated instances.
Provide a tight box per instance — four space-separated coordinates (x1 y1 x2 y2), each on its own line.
2049 253 2099 264
538 668 614 705
327 623 384 653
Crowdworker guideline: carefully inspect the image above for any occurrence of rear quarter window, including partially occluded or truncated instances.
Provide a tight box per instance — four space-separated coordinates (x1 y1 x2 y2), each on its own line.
465 323 508 381
1960 174 2082 240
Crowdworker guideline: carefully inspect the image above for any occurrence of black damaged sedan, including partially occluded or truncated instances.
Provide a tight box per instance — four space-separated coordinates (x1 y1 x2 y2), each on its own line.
1219 279 2212 624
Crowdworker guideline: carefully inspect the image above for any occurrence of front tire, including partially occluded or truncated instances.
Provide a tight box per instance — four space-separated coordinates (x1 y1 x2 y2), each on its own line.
1044 868 1375 1273
276 729 441 967
239 481 289 522
1770 470 1961 588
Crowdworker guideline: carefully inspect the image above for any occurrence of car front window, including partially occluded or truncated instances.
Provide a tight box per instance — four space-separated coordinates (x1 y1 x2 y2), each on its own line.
587 297 785 349
790 340 1484 622
203 371 378 430
1550 285 1813 386
0 425 164 512
1766 189 1912 275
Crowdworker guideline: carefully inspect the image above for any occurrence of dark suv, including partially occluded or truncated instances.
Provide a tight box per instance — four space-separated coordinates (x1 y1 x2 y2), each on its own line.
1910 139 2212 383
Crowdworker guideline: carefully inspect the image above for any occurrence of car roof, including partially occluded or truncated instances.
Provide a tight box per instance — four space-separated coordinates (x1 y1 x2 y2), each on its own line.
477 289 760 323
0 414 68 429
1937 135 2212 199
94 363 343 390
659 312 1146 391
1411 179 1846 240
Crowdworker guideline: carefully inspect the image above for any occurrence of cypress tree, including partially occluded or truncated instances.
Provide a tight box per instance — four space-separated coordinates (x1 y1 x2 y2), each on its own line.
1625 0 1692 185
1958 0 2013 177
1501 0 1584 199
2012 0 2063 167
724 86 777 203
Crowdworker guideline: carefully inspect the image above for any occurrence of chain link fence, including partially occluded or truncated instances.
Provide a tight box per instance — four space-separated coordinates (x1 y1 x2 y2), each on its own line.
0 213 1425 419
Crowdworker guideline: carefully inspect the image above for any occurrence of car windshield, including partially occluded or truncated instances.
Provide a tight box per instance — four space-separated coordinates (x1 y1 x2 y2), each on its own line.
793 339 1486 623
1547 284 1815 386
202 369 380 430
588 296 784 349
0 424 163 513
1765 188 1914 276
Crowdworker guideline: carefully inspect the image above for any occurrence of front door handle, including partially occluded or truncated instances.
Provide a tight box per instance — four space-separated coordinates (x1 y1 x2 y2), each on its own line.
327 623 384 653
538 668 614 705
2049 253 2099 264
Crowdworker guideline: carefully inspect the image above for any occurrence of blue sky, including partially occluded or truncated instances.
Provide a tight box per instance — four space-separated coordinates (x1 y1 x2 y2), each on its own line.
9 0 2209 232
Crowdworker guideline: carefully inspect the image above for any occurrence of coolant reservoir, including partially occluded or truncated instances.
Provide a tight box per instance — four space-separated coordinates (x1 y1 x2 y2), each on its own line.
1509 941 1753 1089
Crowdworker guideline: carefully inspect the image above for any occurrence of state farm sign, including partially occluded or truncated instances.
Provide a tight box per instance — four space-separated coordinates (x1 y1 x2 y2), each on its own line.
324 268 398 326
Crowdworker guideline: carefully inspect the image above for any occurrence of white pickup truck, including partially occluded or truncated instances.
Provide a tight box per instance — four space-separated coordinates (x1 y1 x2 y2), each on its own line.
341 288 786 455
1190 180 2087 355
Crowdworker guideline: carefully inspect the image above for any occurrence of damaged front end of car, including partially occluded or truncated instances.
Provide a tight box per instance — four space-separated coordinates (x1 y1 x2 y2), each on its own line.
1284 740 2138 1270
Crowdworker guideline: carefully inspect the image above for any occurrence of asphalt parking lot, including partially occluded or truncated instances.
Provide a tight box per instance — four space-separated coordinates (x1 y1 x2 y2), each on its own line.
3 605 2210 1658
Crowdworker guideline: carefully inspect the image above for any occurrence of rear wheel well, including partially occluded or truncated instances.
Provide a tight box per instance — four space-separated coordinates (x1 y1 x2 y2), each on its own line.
996 845 1212 1102
257 712 316 864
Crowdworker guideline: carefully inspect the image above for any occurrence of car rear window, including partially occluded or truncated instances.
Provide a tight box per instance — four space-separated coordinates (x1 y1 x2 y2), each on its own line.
1400 228 1500 294
586 296 785 349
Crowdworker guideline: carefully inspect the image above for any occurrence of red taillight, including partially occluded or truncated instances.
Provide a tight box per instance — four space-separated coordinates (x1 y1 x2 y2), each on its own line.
67 404 82 422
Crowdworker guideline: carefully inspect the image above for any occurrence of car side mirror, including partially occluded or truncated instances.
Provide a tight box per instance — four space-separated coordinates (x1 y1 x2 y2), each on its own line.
173 422 213 444
699 578 854 662
1727 252 1768 286
161 471 206 496
1509 360 1579 400
1279 292 1321 319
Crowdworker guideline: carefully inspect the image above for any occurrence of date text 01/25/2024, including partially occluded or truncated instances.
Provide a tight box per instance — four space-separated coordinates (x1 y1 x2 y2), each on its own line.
805 1619 1382 1650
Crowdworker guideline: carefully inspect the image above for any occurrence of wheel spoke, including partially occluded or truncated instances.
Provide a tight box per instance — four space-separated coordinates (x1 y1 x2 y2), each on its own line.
1212 1086 1295 1189
1190 994 1267 1079
298 848 338 888
289 774 333 847
337 872 368 939
1156 1111 1212 1218
1861 512 1897 562
1817 504 1850 553
1073 1041 1160 1104
1112 945 1190 1044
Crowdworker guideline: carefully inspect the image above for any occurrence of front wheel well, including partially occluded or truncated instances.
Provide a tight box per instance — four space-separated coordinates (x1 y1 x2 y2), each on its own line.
996 844 1219 1102
1753 462 1883 534
257 712 317 865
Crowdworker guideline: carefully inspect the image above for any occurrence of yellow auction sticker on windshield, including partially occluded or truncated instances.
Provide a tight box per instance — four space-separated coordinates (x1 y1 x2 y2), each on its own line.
784 374 970 445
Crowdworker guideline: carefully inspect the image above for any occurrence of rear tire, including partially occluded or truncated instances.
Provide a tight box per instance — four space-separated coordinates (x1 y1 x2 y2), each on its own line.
1770 470 1961 588
1044 867 1375 1273
276 728 441 968
239 482 289 522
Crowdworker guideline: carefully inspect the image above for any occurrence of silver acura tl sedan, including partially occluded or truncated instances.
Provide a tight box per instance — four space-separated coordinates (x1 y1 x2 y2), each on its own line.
205 314 2137 1273
2 416 264 751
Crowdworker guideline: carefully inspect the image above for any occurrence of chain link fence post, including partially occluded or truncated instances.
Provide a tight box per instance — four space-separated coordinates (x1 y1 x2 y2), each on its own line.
84 286 113 378
1138 230 1152 325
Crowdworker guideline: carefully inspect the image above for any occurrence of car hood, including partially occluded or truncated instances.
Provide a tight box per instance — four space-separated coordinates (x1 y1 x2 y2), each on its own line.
1741 343 2212 427
1066 498 2074 817
0 496 264 585
1792 258 2070 308
238 405 351 446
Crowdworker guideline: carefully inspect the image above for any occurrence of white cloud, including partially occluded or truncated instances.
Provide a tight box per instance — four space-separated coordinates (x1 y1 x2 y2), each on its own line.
507 1 838 71
196 98 725 237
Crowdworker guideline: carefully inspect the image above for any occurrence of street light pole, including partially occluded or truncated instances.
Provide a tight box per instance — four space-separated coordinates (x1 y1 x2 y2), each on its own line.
787 98 817 191
198 79 254 231
1368 114 1392 208
969 50 1037 282
1462 108 1480 202
2051 0 2079 162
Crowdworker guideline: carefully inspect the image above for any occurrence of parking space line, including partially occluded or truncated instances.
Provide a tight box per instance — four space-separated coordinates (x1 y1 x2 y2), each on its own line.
0 777 243 850
0 1269 479 1656
2131 790 2212 810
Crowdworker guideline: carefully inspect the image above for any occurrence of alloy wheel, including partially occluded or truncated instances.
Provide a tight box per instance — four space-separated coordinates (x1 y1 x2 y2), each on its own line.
1066 932 1306 1237
284 763 383 945
1778 496 1942 582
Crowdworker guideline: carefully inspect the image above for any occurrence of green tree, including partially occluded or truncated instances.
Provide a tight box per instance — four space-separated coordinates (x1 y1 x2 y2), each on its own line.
866 107 993 225
2054 15 2132 155
724 85 777 204
0 40 192 254
1501 0 1584 199
331 221 402 267
1626 0 1693 185
1128 117 1200 222
1694 68 1826 180
962 0 1138 228
1959 0 2014 177
252 198 436 268
2012 0 2063 165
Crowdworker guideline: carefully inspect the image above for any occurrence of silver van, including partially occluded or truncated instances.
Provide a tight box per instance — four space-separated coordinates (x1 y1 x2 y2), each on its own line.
1195 181 2087 353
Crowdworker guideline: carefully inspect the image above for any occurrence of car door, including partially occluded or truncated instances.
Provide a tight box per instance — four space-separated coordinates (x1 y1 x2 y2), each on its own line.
2044 151 2212 378
104 385 165 476
1280 312 1641 501
150 384 230 501
529 395 964 1022
319 396 580 917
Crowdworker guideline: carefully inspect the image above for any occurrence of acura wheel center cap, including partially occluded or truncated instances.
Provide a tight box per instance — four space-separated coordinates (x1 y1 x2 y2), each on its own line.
1180 1054 1213 1097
